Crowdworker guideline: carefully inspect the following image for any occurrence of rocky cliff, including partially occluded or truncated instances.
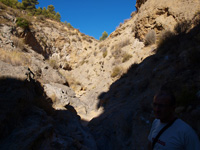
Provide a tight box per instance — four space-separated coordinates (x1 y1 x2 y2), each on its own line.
0 0 200 149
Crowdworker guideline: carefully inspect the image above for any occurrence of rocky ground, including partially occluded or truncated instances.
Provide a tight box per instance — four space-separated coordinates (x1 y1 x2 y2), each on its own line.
0 0 200 149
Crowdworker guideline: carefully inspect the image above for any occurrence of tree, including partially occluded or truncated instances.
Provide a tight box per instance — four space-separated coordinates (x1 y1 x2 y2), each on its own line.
67 23 73 28
16 17 29 29
100 31 108 41
0 0 18 8
16 2 23 9
35 7 42 15
47 5 56 15
63 21 68 25
22 0 39 11
55 12 61 22
42 7 48 17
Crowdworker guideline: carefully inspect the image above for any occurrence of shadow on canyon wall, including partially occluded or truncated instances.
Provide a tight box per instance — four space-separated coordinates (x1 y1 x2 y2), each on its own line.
87 19 200 149
0 77 96 149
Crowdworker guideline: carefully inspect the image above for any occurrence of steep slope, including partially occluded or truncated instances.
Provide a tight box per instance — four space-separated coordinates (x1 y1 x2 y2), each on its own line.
134 0 200 40
87 1 200 149
0 0 200 149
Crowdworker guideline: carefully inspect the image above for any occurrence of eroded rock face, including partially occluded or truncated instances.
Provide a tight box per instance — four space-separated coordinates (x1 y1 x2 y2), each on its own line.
134 0 200 41
135 0 148 11
43 83 87 114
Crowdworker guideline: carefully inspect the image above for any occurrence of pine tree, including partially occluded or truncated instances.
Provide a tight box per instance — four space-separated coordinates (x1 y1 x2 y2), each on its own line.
16 2 23 9
100 31 108 41
42 7 48 17
64 21 68 25
47 5 56 15
35 7 42 15
55 12 61 22
22 0 39 11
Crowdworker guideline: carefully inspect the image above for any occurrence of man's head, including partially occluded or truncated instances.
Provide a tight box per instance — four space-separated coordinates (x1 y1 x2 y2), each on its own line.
153 90 176 123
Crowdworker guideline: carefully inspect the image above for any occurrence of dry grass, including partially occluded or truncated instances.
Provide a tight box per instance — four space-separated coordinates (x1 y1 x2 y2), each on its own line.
112 39 130 50
174 21 191 34
63 74 82 91
118 39 130 48
111 39 131 59
122 53 132 63
0 17 8 24
11 36 25 50
0 48 31 66
111 47 122 59
48 59 59 69
157 30 175 49
145 30 156 46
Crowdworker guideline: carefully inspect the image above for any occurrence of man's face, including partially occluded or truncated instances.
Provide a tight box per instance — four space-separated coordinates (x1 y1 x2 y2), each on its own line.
153 95 174 123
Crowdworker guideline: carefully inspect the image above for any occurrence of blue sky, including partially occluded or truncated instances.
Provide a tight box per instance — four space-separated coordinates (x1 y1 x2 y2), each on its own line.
19 0 136 39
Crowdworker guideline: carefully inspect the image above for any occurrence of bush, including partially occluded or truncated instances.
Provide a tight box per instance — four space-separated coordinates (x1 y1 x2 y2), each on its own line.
67 23 73 28
100 31 108 41
145 29 156 46
48 59 59 69
102 50 107 58
122 53 132 63
111 39 131 59
118 39 130 48
156 30 176 54
11 36 25 50
174 21 191 34
111 66 122 78
111 48 122 59
16 17 29 29
36 15 45 21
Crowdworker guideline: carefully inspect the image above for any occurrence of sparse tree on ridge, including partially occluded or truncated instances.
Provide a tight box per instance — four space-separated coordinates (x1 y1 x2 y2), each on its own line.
35 7 42 15
47 5 56 15
42 7 48 17
55 12 61 22
22 0 39 11
100 31 108 41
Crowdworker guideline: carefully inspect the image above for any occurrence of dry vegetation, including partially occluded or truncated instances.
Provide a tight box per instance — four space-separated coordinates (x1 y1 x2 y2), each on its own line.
11 36 25 50
111 39 131 59
156 30 175 49
102 50 108 58
111 66 123 78
117 38 131 48
144 29 156 46
0 48 31 66
122 53 132 63
48 58 59 69
65 75 83 91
